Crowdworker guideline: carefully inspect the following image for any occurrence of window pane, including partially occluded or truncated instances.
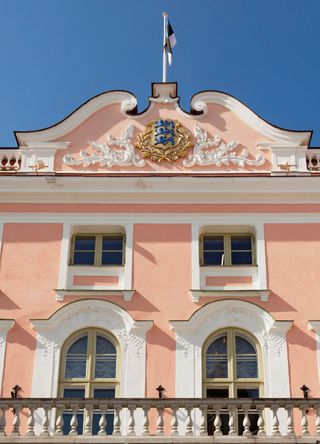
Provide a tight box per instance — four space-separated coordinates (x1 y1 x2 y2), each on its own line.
236 336 256 354
231 236 252 251
65 336 87 378
203 236 224 250
73 251 95 265
237 388 259 398
96 336 116 354
203 251 224 266
206 356 228 378
236 357 258 378
102 237 123 250
95 357 116 378
231 251 252 265
68 337 88 354
101 252 123 265
94 388 115 398
65 358 87 378
63 388 85 398
74 237 96 250
207 388 229 398
207 336 227 354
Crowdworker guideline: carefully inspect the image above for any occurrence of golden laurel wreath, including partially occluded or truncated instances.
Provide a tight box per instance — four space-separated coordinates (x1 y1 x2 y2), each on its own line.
135 120 193 163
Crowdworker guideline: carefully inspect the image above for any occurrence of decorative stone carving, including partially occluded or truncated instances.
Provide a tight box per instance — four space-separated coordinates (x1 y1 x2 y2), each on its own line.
63 125 145 168
183 125 265 167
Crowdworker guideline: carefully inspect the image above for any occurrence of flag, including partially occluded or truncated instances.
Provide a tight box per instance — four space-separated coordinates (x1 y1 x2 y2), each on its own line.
165 21 177 66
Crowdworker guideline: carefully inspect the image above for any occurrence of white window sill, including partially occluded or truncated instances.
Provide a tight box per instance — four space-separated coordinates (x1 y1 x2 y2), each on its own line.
54 289 135 302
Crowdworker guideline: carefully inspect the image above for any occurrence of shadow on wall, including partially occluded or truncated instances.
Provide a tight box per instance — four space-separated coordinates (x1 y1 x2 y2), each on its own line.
7 323 36 351
0 291 20 310
147 324 176 352
134 243 157 264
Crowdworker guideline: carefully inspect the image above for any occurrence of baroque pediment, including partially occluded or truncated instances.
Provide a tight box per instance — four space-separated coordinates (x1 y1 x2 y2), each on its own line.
14 83 312 175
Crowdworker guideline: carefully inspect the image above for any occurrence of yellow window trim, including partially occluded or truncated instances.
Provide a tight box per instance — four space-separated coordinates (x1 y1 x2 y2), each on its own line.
59 328 121 398
202 328 263 399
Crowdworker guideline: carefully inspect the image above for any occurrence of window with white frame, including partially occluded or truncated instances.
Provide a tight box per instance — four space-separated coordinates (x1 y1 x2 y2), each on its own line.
200 233 255 266
70 234 125 266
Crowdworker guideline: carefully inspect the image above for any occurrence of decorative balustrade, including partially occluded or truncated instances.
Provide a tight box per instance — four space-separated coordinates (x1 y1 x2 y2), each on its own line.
306 149 320 171
0 398 319 441
0 150 21 172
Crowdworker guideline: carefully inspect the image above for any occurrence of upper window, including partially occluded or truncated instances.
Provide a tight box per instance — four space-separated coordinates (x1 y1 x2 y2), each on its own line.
200 234 255 266
71 234 125 266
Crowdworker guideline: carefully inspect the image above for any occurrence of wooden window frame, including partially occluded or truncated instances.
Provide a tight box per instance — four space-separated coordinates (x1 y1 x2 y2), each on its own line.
202 328 263 398
59 328 120 398
70 233 125 266
200 233 256 266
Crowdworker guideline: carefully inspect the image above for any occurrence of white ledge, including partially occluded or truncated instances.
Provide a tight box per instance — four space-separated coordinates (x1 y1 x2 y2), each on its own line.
54 289 135 302
190 289 270 303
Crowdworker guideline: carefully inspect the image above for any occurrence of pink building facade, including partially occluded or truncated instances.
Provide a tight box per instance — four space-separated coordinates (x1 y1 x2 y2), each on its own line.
0 82 320 441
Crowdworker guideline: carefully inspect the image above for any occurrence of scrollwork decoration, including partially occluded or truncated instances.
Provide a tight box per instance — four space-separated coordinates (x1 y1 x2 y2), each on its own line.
63 125 145 168
183 125 265 168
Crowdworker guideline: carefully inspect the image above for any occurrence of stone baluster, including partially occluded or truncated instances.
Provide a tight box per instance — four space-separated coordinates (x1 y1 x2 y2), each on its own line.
214 406 222 437
242 409 251 437
257 405 266 437
199 406 208 436
26 407 35 436
11 406 20 436
300 407 310 437
156 407 165 436
127 407 136 436
141 406 150 436
69 408 78 435
0 407 7 437
271 405 280 436
315 406 320 436
83 406 92 436
40 407 50 436
98 408 107 436
112 406 121 436
55 409 64 436
228 406 236 436
171 407 179 436
185 406 193 436
286 406 295 437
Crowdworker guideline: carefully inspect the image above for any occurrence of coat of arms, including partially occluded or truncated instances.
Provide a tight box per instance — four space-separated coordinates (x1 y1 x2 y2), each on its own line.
136 119 193 163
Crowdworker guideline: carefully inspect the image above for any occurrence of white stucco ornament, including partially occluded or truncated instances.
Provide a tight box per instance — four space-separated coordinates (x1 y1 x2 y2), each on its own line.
63 125 146 167
183 125 266 167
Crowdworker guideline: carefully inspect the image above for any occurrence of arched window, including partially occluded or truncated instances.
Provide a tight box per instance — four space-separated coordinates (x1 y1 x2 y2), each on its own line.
59 328 119 435
203 329 263 435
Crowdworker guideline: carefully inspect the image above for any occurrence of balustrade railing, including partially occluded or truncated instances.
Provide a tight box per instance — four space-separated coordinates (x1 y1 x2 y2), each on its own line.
307 149 320 172
0 398 319 441
0 150 21 172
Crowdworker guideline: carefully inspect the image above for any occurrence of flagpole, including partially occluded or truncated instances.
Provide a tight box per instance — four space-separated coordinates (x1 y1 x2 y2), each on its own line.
162 12 168 82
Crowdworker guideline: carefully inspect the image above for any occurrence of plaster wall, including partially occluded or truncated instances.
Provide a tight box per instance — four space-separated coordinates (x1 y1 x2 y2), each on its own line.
0 215 319 400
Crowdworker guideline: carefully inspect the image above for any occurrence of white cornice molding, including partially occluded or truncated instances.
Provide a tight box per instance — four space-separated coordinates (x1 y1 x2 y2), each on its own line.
0 176 320 204
190 92 311 146
16 91 137 145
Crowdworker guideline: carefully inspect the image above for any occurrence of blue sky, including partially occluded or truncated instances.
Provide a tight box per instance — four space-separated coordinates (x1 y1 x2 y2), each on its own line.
0 0 319 146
